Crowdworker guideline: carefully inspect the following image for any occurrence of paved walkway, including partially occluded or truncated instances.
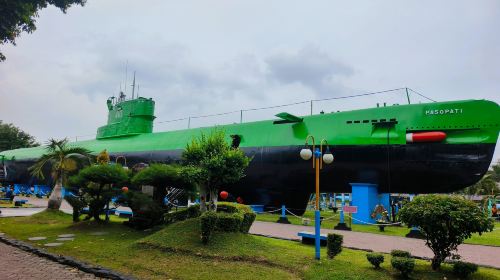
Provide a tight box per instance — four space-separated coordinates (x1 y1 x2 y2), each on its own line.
0 207 45 217
0 242 98 279
249 221 500 269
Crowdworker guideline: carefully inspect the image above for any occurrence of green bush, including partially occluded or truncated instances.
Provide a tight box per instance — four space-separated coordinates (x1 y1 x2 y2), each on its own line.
240 212 256 233
200 211 218 244
391 257 415 278
326 233 343 259
217 202 256 233
164 205 201 225
217 202 241 213
216 212 243 232
120 192 164 229
453 261 478 278
390 250 411 258
366 253 384 268
187 204 201 218
398 194 493 270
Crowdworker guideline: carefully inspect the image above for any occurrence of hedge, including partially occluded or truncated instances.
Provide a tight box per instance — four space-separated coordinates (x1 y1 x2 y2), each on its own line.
216 212 243 232
390 250 411 258
453 261 478 278
164 205 201 225
366 253 384 268
217 202 256 233
326 233 343 259
391 257 415 278
200 211 218 244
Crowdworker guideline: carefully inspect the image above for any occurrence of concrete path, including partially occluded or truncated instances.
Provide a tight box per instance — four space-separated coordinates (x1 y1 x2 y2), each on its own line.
250 221 500 269
0 197 132 216
0 208 45 217
0 242 97 279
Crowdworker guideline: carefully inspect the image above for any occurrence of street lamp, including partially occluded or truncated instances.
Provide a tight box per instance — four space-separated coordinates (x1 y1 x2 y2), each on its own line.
300 135 334 260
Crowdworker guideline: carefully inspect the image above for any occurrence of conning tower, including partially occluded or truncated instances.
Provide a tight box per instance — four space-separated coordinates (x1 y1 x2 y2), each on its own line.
96 93 155 139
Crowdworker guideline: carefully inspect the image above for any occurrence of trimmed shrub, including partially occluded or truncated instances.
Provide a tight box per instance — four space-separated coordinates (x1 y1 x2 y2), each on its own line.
216 212 243 232
217 202 256 233
200 211 218 244
326 233 343 259
453 261 478 278
217 202 240 213
240 212 256 233
391 249 411 258
164 205 201 225
122 192 164 229
366 253 384 268
391 257 415 278
398 194 493 270
187 204 201 218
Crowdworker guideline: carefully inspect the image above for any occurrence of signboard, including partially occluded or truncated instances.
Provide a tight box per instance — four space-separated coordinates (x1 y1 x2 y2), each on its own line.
343 205 358 214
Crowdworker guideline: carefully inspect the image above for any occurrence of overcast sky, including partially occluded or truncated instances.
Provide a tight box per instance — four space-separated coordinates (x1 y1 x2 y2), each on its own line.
0 0 498 162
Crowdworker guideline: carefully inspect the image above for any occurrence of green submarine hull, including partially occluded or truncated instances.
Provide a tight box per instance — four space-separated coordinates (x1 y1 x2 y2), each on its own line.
1 97 499 212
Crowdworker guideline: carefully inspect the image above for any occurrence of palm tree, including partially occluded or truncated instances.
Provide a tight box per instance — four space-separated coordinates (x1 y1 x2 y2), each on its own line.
29 138 92 210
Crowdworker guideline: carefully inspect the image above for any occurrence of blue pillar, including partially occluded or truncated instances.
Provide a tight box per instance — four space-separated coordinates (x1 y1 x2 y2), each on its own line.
339 194 345 223
276 204 291 224
334 193 351 230
314 210 321 260
350 183 378 224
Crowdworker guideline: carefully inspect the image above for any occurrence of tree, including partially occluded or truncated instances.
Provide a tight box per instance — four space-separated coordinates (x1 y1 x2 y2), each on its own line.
0 0 86 61
29 138 92 210
131 164 194 209
399 194 493 270
0 121 39 152
182 130 251 212
69 164 128 221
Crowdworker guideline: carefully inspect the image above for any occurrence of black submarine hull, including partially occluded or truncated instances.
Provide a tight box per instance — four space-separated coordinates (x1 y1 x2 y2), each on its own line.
3 143 494 213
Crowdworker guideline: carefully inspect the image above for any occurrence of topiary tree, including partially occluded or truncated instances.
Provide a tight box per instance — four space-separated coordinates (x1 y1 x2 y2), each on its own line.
182 129 251 212
131 164 193 209
366 253 384 269
69 164 128 221
399 194 493 270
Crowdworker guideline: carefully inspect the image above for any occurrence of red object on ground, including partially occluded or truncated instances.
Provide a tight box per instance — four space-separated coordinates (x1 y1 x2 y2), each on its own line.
220 191 229 200
406 131 446 143
236 197 244 204
121 186 129 193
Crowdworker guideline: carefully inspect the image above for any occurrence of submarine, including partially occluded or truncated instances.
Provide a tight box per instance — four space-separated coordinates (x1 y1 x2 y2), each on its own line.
1 93 499 212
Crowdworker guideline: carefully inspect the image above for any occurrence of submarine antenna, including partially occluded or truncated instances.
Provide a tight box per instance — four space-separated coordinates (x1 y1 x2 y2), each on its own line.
131 71 136 99
124 60 128 95
137 84 140 98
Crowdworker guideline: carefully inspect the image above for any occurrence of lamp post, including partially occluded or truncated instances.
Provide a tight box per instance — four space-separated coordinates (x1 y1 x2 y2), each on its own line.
300 135 334 260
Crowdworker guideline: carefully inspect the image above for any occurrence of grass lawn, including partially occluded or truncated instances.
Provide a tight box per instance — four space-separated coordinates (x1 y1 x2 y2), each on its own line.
0 210 499 279
255 210 500 246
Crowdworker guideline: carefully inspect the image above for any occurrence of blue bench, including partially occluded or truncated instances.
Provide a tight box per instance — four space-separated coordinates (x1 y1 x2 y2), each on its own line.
249 205 264 213
14 199 28 206
80 207 118 216
297 231 328 246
